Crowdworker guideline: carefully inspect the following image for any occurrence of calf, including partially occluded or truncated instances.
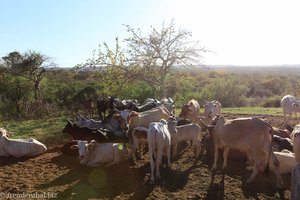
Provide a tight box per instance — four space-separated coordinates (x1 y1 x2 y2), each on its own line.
128 107 170 131
0 128 47 158
290 124 300 162
72 140 129 167
170 123 203 158
209 116 282 188
131 126 148 162
147 118 176 184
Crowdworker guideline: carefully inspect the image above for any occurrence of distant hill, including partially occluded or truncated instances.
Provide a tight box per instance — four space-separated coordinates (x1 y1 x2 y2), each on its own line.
197 64 300 75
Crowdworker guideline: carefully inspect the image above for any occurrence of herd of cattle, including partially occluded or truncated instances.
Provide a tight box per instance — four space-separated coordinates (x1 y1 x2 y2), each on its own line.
1 95 300 198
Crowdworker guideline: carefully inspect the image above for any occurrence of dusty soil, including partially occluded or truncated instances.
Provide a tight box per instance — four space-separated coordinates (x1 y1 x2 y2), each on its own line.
0 114 297 200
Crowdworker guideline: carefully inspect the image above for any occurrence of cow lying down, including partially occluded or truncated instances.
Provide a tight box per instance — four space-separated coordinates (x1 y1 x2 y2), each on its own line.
71 140 130 167
0 128 47 158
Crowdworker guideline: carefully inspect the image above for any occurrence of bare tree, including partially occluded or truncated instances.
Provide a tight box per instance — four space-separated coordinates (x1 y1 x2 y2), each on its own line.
77 20 206 98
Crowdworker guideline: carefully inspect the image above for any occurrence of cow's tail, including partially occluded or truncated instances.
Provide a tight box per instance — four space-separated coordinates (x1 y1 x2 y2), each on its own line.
148 127 157 159
265 125 274 176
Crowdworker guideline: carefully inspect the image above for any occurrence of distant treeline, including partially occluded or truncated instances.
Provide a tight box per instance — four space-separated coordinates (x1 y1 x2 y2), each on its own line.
1 66 299 120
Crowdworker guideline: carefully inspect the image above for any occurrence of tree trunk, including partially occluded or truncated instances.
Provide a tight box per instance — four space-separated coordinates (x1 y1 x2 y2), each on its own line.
34 81 40 101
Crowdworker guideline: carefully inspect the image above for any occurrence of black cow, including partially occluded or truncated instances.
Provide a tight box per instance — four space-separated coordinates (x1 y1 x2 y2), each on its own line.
63 120 128 143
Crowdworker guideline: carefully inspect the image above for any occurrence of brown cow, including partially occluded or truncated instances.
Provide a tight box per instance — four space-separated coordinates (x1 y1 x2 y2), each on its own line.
209 116 282 188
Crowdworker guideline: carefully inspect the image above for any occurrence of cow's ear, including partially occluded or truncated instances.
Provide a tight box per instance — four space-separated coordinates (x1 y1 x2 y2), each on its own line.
70 145 78 150
87 140 97 151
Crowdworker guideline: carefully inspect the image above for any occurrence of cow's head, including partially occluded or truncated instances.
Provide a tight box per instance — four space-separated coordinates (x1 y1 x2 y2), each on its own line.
70 140 88 160
167 116 177 134
204 101 219 119
179 104 193 118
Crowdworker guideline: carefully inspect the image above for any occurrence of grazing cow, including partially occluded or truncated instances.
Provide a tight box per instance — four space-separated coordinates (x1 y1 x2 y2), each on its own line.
168 120 203 158
290 124 300 162
147 118 176 184
0 128 47 158
179 99 200 122
209 116 282 188
71 140 129 167
130 126 148 162
281 95 300 124
203 100 221 122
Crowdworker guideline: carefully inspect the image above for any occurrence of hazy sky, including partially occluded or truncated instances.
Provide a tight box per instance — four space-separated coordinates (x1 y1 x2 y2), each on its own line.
1 0 300 67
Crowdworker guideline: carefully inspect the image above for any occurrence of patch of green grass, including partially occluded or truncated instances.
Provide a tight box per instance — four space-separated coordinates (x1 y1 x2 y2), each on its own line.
0 107 284 146
175 107 283 116
0 117 71 145
222 107 283 116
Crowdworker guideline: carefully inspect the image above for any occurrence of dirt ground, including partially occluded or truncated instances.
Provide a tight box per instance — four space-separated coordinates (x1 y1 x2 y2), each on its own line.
0 114 297 200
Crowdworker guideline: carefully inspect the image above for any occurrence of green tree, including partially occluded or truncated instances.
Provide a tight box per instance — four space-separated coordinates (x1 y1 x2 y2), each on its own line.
2 50 56 101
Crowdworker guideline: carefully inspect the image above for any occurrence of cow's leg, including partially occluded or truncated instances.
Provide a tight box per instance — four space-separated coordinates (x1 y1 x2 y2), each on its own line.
211 142 219 171
268 151 283 188
148 147 155 184
247 163 259 183
139 143 144 159
221 147 229 170
156 150 162 180
246 150 254 170
132 145 137 163
105 148 119 167
195 141 201 158
167 147 171 167
172 142 178 158
132 138 137 162
282 111 287 125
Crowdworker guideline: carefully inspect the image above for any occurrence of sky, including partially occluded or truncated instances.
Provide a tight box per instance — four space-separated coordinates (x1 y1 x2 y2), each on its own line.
1 0 300 67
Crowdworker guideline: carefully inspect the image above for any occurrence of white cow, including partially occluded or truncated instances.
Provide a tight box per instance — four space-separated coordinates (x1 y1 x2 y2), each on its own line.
203 100 221 122
281 95 300 124
71 140 129 167
131 126 148 162
161 97 175 115
290 124 300 162
273 150 296 174
170 123 203 158
210 116 282 188
147 118 176 184
0 128 47 158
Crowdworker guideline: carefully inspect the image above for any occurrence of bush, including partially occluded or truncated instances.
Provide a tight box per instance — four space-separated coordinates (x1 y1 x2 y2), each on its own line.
262 96 281 107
